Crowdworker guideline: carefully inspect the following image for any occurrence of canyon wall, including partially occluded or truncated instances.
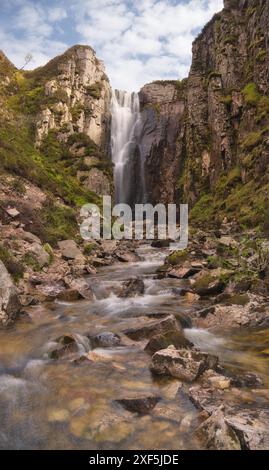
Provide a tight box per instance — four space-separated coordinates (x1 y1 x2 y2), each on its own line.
140 0 269 227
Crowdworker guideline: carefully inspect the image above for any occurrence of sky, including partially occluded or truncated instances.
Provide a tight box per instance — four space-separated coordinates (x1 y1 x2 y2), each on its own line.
0 0 223 91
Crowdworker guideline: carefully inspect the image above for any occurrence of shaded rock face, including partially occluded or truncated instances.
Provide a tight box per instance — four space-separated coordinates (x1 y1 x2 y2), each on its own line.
0 261 21 327
138 1 269 225
138 82 186 205
35 45 111 151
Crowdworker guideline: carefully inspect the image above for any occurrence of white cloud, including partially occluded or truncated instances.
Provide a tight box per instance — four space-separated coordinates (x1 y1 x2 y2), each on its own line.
74 0 224 90
0 0 224 91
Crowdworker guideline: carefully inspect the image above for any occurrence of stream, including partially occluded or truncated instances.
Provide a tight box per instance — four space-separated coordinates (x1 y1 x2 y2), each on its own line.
0 244 269 450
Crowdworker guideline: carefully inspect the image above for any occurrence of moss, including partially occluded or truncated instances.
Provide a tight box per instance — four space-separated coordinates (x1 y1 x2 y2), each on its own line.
0 244 25 281
39 200 78 247
242 83 260 106
22 253 41 272
166 250 188 266
190 194 215 224
256 50 266 63
85 82 102 99
241 131 262 150
83 243 95 255
193 274 215 291
208 72 222 80
44 243 54 263
71 104 83 121
226 294 250 306
221 94 232 109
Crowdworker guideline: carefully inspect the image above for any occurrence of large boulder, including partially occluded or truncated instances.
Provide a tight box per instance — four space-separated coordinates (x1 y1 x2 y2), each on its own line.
192 272 225 297
0 261 21 327
64 276 94 300
150 346 218 382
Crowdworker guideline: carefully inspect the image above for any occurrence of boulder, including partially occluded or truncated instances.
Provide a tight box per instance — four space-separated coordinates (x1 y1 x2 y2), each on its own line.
115 396 161 414
168 265 199 279
57 289 83 302
64 276 94 300
116 252 141 263
192 272 225 296
196 408 241 450
28 242 50 268
58 240 83 260
0 261 21 326
119 278 145 298
123 315 181 341
90 331 121 348
48 334 81 360
150 346 218 382
145 330 192 355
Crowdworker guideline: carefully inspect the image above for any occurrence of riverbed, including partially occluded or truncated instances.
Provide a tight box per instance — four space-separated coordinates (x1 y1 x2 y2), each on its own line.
0 244 268 449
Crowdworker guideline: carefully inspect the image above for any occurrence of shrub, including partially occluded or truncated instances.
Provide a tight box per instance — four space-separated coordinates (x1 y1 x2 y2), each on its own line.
242 83 260 106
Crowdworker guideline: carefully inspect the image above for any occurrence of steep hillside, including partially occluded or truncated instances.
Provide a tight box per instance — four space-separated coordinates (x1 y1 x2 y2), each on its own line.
0 45 113 247
141 0 269 230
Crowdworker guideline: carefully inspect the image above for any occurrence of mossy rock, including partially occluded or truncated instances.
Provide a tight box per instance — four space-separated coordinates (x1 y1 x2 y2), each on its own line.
193 273 226 297
166 250 189 266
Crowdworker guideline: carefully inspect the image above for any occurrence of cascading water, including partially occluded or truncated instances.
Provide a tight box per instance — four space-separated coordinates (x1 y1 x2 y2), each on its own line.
111 90 145 206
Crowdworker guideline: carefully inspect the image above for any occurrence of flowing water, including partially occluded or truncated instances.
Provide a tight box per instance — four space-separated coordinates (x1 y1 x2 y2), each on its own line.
111 90 145 205
0 244 269 450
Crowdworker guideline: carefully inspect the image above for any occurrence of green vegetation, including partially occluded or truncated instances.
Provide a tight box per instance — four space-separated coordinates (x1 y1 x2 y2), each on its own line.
85 82 102 99
241 131 263 150
166 250 188 266
256 50 266 63
242 83 260 106
83 243 95 255
0 244 25 281
39 200 78 246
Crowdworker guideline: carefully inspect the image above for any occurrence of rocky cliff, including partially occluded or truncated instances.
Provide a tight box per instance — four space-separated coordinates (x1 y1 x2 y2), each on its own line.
140 0 269 229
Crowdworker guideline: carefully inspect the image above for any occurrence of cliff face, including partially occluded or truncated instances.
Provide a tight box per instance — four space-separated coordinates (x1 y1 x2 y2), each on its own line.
140 0 269 228
139 81 186 205
34 45 111 152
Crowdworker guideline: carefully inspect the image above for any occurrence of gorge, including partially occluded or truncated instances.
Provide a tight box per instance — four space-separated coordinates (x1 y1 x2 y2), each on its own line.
0 0 269 451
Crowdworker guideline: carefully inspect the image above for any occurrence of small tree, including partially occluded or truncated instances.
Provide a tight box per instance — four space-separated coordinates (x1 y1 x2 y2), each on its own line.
20 53 33 70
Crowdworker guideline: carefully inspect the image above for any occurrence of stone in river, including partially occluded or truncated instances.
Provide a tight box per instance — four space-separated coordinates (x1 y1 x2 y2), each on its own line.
115 396 161 414
150 346 218 382
123 315 181 341
119 277 145 298
89 331 121 348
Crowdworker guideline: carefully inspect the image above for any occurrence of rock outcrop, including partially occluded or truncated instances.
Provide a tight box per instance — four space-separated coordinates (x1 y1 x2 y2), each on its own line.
139 0 269 228
34 45 111 151
0 260 21 327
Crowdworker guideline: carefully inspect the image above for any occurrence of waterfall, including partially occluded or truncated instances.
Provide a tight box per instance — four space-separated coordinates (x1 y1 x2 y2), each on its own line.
111 90 144 206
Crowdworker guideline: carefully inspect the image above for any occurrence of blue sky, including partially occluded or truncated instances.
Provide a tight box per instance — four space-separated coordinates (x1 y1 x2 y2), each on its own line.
0 0 223 91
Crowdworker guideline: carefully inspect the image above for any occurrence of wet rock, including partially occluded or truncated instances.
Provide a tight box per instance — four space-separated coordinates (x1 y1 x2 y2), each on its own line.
151 240 171 248
34 283 65 302
0 260 21 326
64 276 94 300
56 289 83 302
196 408 241 450
229 373 263 389
90 331 121 348
116 396 161 414
58 240 83 260
225 410 269 450
150 346 218 382
19 294 38 307
119 278 145 298
48 334 80 360
145 330 192 355
123 315 181 341
173 312 193 329
116 252 141 263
